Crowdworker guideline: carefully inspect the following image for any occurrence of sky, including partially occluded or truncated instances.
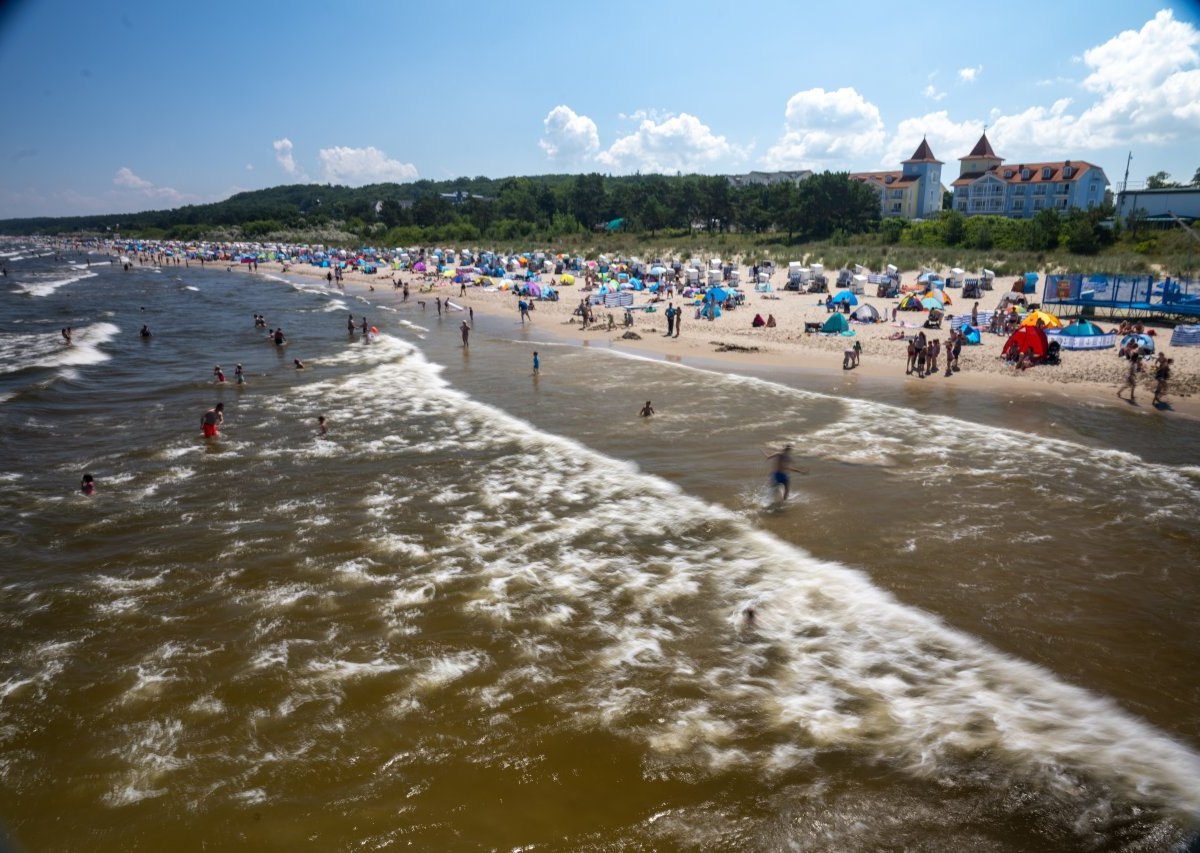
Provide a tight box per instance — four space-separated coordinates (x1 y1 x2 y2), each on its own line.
1 0 1198 219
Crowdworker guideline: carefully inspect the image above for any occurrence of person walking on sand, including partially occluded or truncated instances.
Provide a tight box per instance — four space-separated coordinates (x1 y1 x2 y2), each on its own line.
674 308 682 338
640 400 655 417
764 443 803 501
460 320 470 346
665 303 675 337
1152 355 1172 406
1118 353 1141 402
201 402 224 438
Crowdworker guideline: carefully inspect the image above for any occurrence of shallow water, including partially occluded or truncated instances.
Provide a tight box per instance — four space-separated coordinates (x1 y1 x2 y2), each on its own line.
1 249 1198 850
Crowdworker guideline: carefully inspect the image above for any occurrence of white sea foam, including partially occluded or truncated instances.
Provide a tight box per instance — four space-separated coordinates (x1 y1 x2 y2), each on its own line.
13 270 97 297
340 344 1200 818
0 321 120 377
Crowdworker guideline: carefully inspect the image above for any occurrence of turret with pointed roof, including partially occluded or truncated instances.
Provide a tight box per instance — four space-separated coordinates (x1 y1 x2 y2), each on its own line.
961 132 1000 160
958 132 1003 180
903 136 943 164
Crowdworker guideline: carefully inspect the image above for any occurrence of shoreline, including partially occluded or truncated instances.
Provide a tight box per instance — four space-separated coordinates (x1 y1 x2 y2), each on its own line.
269 260 1200 421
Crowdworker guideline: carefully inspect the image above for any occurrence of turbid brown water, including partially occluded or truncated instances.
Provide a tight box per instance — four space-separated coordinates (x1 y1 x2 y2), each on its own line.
1 250 1198 850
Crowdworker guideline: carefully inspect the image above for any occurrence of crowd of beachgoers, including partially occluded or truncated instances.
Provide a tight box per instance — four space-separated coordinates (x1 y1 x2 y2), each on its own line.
15 235 1198 413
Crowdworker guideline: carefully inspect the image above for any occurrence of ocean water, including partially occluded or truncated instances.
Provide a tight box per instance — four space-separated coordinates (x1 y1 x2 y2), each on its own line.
1 247 1199 850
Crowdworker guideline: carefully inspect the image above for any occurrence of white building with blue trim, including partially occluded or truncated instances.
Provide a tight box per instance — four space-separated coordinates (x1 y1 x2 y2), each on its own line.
950 133 1108 218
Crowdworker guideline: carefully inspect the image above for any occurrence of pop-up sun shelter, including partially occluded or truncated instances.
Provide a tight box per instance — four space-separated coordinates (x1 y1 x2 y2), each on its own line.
820 313 852 334
851 303 880 323
1002 325 1049 361
1047 320 1117 350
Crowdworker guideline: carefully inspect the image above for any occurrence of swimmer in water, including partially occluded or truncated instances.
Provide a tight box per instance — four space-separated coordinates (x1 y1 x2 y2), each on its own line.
317 415 327 436
234 364 245 385
214 365 226 383
293 358 305 370
80 473 96 495
640 401 655 417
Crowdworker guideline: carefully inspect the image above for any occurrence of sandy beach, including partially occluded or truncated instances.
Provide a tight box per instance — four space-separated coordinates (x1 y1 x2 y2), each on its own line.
271 259 1200 419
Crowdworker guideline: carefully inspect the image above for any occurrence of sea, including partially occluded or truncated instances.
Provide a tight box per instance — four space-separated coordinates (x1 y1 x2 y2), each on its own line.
1 243 1199 851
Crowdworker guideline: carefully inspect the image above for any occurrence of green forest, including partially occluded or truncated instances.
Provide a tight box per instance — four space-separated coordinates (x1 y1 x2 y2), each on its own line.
0 171 1194 276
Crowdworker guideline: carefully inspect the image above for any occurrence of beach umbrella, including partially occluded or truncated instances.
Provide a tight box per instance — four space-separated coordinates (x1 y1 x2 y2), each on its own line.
1020 309 1062 329
560 273 575 285
649 265 666 275
831 290 858 306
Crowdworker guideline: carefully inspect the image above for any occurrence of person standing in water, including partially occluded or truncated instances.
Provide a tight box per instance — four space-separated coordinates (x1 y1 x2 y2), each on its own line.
532 351 539 375
201 403 224 438
640 401 655 417
764 443 801 501
214 365 226 383
80 473 96 495
234 364 245 385
460 320 470 346
347 313 356 335
317 415 328 436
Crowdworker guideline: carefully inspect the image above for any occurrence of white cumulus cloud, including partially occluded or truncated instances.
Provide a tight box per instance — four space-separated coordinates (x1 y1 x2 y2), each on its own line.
317 146 418 186
958 65 982 82
881 10 1200 172
112 167 184 204
762 87 885 169
596 112 739 173
923 84 946 102
880 112 984 168
538 105 600 165
113 167 152 189
273 138 298 174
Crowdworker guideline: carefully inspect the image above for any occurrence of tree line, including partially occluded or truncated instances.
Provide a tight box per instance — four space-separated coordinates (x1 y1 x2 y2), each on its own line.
0 172 882 245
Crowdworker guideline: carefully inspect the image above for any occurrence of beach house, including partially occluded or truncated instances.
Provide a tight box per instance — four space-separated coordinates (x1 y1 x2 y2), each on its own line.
950 133 1108 219
849 139 944 220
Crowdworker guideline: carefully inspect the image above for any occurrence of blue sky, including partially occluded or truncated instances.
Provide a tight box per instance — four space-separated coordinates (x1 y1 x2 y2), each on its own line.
1 0 1198 218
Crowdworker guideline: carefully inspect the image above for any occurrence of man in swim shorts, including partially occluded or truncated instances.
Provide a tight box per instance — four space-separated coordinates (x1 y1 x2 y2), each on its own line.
764 443 799 500
201 403 224 438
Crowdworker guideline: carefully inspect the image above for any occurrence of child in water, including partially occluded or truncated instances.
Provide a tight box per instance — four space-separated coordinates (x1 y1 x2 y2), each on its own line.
80 473 96 495
235 364 245 384
214 365 226 383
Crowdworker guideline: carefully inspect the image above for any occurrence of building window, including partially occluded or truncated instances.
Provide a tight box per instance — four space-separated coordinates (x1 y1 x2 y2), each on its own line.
890 189 903 199
1063 166 1073 178
1055 183 1069 194
1004 170 1014 178
1021 169 1032 179
890 203 902 213
1034 199 1044 210
1042 167 1053 179
1034 185 1047 196
1012 198 1024 210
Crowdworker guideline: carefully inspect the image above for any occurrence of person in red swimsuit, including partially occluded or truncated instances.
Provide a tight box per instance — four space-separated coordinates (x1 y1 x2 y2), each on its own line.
201 403 224 438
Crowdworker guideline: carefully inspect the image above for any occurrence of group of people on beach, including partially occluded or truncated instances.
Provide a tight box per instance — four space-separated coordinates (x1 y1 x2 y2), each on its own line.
904 330 964 378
